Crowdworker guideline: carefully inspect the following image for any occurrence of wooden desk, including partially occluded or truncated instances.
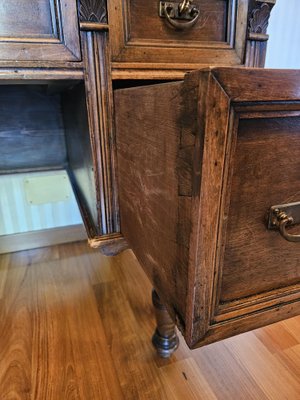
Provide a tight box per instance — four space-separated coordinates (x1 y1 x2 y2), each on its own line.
3 0 297 358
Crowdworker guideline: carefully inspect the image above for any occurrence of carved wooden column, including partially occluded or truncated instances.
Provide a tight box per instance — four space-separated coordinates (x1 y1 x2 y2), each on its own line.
77 0 128 255
245 0 276 67
152 289 179 358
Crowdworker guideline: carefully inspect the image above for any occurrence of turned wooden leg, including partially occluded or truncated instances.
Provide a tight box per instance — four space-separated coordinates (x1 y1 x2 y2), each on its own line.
152 289 179 358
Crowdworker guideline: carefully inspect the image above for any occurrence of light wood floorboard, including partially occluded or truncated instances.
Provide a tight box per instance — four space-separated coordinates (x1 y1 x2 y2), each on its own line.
0 241 299 399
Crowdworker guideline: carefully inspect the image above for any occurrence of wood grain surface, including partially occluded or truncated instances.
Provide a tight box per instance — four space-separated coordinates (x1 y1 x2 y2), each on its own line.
108 0 248 72
211 68 300 102
0 241 299 399
0 0 81 62
115 81 189 323
81 30 120 237
222 117 300 301
128 0 227 43
114 68 300 348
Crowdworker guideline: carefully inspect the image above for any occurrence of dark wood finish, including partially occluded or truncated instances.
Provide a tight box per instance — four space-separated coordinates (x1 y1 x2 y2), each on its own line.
114 81 188 323
245 0 276 67
210 68 300 101
80 30 120 240
0 0 81 62
0 0 290 356
0 0 276 256
109 0 277 78
46 26 123 255
63 79 125 255
222 117 300 301
115 68 300 349
0 85 67 173
152 289 179 358
109 0 249 77
62 82 100 234
129 1 227 42
78 0 107 23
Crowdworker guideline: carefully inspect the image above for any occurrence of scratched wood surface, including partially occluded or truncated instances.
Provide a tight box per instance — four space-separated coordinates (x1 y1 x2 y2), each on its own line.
0 241 299 399
114 68 300 348
115 81 189 324
127 0 227 42
222 117 300 301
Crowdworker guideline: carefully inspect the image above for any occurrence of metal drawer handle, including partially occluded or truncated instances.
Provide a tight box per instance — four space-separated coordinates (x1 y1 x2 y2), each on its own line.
159 1 200 30
278 213 300 242
267 202 300 242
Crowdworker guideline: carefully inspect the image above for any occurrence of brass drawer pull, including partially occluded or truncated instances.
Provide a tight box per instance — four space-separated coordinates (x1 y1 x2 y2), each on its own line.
267 202 300 242
159 1 200 30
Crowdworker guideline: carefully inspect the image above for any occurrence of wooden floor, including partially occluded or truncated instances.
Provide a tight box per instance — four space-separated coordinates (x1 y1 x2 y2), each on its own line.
0 241 299 399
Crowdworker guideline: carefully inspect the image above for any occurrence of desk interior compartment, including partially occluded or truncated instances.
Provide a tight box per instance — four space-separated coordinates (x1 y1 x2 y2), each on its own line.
0 81 103 241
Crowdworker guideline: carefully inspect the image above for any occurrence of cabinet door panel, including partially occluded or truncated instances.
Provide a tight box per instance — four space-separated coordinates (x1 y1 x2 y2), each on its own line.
114 68 300 349
0 0 81 62
0 1 57 37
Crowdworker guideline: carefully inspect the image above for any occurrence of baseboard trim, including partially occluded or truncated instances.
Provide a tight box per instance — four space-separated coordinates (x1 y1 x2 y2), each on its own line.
0 225 87 254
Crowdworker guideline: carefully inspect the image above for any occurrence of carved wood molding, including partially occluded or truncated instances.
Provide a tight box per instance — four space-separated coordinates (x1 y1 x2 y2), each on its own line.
81 30 120 239
245 0 276 67
248 1 275 41
78 0 107 23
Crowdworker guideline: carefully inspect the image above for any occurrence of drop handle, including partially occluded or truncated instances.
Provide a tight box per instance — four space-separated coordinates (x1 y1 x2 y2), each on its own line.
267 202 300 242
159 1 200 30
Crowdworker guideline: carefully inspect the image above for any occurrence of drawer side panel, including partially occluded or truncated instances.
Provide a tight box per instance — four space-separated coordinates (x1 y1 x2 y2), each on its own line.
114 81 192 324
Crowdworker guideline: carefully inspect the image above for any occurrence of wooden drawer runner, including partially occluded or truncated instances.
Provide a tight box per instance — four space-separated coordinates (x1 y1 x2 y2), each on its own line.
114 68 300 348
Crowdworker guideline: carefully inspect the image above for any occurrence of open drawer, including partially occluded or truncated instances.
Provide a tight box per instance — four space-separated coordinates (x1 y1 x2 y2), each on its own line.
114 68 300 348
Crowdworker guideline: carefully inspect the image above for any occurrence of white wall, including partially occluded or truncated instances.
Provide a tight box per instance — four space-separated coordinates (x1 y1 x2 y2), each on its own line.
265 0 300 68
0 170 82 236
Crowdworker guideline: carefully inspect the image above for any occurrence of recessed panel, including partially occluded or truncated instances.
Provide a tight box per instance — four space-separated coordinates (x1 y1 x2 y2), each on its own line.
0 0 57 38
0 0 81 61
128 0 228 43
221 117 300 302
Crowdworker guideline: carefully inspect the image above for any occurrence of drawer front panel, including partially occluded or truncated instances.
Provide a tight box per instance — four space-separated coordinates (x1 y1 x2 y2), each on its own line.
189 69 300 347
109 0 249 70
222 117 300 301
129 0 227 43
114 68 300 349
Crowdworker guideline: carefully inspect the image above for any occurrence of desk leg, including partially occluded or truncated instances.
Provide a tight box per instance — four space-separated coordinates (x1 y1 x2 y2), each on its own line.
152 289 179 358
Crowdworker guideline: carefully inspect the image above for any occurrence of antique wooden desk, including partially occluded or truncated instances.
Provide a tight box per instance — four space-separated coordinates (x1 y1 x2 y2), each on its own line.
1 0 299 357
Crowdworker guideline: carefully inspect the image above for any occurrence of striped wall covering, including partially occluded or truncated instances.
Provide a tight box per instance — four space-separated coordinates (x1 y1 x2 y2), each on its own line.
265 0 300 69
0 170 82 236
